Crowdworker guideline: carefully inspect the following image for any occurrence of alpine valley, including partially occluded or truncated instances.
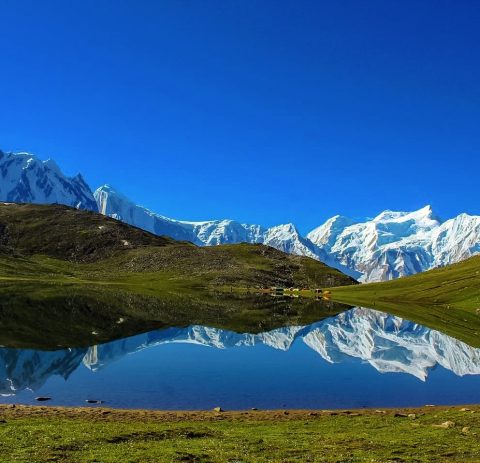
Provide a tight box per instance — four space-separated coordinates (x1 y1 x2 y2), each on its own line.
2 149 480 282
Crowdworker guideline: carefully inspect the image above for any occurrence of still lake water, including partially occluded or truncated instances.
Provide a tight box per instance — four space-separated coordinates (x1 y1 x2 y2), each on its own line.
2 305 480 410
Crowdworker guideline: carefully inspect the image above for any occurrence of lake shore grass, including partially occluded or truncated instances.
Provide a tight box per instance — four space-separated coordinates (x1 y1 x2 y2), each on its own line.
2 404 480 462
328 255 480 311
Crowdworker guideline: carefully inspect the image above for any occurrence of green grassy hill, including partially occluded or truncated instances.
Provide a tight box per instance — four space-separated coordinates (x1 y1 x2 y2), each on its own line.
0 203 356 293
328 255 480 346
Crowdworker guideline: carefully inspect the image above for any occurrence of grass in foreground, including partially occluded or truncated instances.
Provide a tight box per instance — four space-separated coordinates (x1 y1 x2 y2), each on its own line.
1 405 480 462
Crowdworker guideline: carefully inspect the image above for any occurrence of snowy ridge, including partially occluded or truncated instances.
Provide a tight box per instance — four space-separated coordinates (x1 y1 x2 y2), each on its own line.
0 151 97 211
94 185 331 261
308 205 480 281
94 185 359 278
95 185 480 281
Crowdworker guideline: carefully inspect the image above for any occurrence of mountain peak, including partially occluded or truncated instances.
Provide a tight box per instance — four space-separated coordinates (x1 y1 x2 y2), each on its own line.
307 215 356 248
270 223 299 234
373 205 441 225
412 205 442 223
0 150 98 212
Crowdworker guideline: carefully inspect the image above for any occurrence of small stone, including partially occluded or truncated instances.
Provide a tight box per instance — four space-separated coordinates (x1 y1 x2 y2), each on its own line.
35 397 51 402
460 408 471 412
462 426 470 434
408 413 417 419
213 407 223 413
433 421 455 429
394 413 408 418
375 410 386 414
307 412 317 417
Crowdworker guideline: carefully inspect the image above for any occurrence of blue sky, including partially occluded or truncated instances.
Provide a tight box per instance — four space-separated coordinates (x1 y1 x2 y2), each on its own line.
0 1 479 233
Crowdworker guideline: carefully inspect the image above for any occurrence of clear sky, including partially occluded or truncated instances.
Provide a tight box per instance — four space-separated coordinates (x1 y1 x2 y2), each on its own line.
0 1 479 233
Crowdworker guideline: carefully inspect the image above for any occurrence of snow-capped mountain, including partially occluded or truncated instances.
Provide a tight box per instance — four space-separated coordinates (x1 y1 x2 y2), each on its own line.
95 184 480 281
94 184 327 263
1 150 479 281
308 206 480 281
2 308 480 393
0 150 97 211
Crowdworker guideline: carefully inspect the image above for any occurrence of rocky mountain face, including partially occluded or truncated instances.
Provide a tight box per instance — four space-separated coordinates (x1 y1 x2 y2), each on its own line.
1 151 479 281
2 307 480 394
0 151 97 211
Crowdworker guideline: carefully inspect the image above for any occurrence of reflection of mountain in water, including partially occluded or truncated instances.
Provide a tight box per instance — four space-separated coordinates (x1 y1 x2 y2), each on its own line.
0 347 86 396
2 308 480 395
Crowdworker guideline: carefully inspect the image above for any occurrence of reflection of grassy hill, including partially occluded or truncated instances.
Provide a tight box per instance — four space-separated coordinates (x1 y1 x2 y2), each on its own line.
0 203 355 292
0 283 350 349
328 256 480 346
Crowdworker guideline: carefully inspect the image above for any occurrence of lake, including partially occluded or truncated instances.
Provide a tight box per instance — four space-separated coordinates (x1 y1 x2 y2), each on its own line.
1 295 480 410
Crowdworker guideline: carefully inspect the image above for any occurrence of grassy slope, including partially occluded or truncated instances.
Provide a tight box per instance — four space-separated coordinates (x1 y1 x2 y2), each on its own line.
0 203 356 293
328 255 480 346
1 405 480 462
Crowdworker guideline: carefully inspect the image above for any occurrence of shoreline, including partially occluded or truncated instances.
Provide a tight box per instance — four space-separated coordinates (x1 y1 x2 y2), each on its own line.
1 403 479 421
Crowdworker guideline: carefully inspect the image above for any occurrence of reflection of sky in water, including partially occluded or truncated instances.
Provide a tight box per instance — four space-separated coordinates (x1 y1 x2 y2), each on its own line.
2 308 480 410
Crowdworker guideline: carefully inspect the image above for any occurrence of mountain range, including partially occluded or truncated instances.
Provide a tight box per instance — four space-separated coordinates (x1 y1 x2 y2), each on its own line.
2 307 480 395
2 149 479 282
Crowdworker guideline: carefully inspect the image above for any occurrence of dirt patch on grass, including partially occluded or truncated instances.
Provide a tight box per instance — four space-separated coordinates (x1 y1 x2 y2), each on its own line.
1 404 479 423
